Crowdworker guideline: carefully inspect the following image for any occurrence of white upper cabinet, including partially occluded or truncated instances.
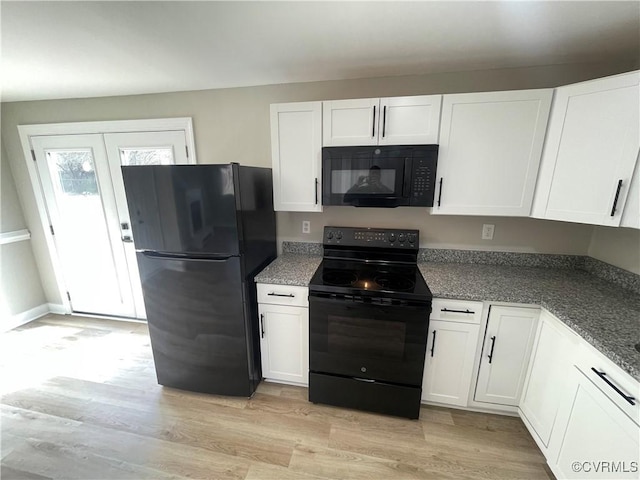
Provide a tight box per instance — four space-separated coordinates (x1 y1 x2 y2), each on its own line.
270 102 322 212
322 95 441 147
531 71 640 226
433 89 553 216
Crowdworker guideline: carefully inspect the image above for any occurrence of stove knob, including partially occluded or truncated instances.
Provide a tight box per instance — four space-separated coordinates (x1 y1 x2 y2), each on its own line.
398 233 406 243
327 231 334 239
336 231 343 240
388 233 396 242
408 234 416 244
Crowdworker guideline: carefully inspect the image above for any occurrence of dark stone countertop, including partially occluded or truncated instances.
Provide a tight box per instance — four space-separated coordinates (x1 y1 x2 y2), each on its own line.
254 253 640 381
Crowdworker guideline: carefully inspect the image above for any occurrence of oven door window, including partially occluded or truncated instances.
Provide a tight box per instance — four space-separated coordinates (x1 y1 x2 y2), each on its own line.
309 296 429 386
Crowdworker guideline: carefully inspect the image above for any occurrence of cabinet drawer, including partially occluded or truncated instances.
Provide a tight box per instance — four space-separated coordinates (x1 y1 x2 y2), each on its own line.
574 342 639 426
257 283 309 307
431 299 483 324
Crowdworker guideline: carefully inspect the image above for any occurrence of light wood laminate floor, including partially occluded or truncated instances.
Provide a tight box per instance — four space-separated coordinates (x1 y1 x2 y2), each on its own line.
1 315 554 479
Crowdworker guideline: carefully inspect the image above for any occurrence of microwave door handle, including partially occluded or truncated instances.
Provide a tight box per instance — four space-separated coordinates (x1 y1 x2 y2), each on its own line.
402 157 412 197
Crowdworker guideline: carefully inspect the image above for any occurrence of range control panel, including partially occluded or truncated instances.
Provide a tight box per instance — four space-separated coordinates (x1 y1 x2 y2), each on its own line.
323 226 419 249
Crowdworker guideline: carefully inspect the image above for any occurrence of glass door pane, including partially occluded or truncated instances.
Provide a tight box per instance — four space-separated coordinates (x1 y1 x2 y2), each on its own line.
31 134 136 318
103 131 191 320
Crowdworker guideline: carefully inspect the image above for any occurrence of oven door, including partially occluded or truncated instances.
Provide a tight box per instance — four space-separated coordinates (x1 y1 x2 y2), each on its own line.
322 147 411 207
309 293 430 386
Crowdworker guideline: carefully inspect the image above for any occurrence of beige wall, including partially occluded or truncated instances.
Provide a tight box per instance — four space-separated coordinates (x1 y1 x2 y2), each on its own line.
278 209 594 254
2 59 638 306
0 147 47 319
589 227 640 274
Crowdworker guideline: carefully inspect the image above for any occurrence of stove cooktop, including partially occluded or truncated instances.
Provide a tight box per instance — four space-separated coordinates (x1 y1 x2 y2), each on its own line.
308 258 432 302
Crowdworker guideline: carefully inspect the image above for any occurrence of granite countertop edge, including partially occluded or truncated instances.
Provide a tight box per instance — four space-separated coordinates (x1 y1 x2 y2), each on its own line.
254 253 640 382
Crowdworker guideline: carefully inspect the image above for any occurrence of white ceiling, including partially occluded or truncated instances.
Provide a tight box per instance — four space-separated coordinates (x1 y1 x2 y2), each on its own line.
1 1 639 102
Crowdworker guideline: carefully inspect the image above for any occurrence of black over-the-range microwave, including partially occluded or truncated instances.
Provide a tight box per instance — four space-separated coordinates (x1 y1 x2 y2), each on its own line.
322 144 438 207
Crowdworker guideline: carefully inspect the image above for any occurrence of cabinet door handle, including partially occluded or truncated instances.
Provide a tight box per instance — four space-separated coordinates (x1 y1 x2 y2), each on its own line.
267 293 295 298
591 368 636 405
610 179 623 217
487 336 496 364
372 105 376 138
437 178 443 207
430 330 437 357
315 177 319 205
382 106 387 138
441 308 475 315
260 314 265 338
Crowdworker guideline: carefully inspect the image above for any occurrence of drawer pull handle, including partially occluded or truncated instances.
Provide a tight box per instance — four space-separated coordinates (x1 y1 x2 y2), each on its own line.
487 336 496 364
441 308 475 315
591 368 636 406
430 330 437 357
267 293 295 298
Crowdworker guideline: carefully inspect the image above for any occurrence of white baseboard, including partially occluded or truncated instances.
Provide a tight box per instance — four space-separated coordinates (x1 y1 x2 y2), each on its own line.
2 303 50 333
47 303 67 315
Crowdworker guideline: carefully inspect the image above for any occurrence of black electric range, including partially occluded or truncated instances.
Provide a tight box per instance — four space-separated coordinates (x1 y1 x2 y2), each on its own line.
308 226 432 419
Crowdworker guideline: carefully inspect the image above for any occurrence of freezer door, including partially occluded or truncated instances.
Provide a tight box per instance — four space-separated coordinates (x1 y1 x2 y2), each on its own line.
137 252 255 396
122 165 240 255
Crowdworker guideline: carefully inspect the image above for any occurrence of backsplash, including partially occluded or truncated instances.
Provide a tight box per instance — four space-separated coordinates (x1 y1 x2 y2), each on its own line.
419 249 585 269
281 242 640 294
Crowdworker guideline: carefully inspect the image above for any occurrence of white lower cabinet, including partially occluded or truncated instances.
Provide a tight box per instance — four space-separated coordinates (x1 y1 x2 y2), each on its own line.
519 310 579 451
474 305 539 406
422 320 480 406
549 366 639 479
422 298 483 407
257 283 309 386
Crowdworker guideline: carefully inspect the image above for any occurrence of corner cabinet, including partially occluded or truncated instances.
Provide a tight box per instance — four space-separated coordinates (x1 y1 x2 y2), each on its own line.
548 348 640 479
474 305 539 406
270 102 322 212
432 89 552 216
532 71 640 226
322 95 442 147
519 310 580 453
421 299 483 407
257 283 309 386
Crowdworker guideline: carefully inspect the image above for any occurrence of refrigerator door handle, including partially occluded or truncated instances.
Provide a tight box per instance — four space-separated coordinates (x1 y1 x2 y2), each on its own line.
138 250 234 262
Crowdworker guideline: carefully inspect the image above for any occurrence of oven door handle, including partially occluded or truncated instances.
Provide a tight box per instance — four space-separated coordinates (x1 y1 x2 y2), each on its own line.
354 377 375 383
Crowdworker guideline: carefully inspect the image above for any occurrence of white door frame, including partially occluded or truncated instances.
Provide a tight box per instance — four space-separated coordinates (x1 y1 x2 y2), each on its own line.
17 118 197 315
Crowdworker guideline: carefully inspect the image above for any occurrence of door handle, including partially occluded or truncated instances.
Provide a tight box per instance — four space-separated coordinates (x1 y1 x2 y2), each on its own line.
121 236 133 243
260 314 265 338
610 179 623 217
487 336 496 364
430 330 437 357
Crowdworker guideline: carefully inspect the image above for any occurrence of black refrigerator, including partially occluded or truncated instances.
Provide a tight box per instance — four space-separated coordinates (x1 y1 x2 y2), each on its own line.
121 164 276 397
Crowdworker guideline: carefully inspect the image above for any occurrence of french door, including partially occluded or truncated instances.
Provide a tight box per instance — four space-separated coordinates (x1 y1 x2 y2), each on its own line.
31 130 189 319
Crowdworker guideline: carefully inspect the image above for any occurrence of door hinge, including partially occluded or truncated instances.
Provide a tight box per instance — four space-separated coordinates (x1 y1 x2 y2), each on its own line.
50 225 55 235
66 291 71 301
185 145 189 158
31 150 36 161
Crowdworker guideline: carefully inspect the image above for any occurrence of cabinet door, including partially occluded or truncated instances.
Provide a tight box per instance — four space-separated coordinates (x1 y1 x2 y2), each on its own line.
532 71 639 226
621 156 639 229
270 102 322 212
519 311 578 449
433 89 552 216
475 306 539 406
550 368 640 479
422 320 480 406
259 303 309 385
378 95 442 145
323 98 379 146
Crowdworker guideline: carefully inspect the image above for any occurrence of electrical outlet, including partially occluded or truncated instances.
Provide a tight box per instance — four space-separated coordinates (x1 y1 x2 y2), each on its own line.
482 224 495 240
302 220 310 234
